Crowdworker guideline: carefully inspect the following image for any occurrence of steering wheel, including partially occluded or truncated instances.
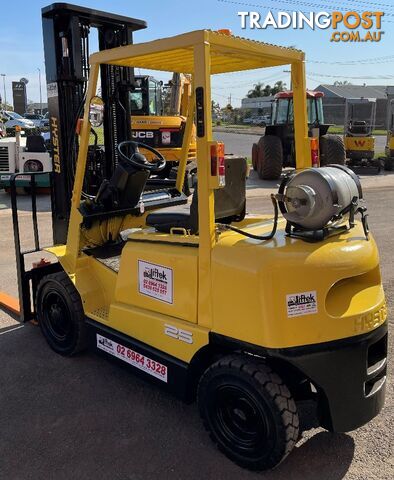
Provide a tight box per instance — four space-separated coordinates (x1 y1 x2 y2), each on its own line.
117 141 167 173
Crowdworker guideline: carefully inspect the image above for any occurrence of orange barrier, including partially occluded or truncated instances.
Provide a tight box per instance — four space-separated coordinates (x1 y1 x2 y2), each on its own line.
0 292 20 316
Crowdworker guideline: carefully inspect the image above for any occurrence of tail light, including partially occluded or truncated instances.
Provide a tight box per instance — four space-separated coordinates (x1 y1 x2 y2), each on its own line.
210 142 225 187
311 137 319 168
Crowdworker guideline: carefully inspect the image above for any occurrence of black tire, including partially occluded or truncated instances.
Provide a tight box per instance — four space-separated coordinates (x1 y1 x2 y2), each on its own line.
257 135 283 180
36 271 88 356
251 143 259 170
197 354 299 471
319 134 345 166
384 157 394 171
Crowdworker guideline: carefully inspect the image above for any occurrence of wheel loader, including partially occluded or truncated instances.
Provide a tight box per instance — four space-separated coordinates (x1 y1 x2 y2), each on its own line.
8 27 387 472
131 74 196 160
252 91 345 180
130 73 197 183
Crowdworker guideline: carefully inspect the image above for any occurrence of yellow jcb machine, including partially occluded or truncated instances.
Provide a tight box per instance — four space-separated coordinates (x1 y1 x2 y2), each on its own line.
10 30 387 471
130 73 197 167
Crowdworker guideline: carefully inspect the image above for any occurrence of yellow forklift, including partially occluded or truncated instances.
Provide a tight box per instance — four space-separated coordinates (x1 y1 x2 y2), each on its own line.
9 29 387 471
344 98 378 170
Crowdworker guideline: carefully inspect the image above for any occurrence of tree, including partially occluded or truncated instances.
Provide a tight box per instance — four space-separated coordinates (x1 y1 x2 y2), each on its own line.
247 80 286 98
333 80 352 86
247 82 264 98
211 100 220 114
263 84 272 96
211 100 221 120
271 81 286 95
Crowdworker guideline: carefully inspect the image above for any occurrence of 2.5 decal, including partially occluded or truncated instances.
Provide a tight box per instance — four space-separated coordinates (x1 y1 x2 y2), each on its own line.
164 324 193 344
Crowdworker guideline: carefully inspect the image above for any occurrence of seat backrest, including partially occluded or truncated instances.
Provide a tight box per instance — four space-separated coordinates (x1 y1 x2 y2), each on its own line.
349 121 368 135
189 155 247 233
26 135 47 153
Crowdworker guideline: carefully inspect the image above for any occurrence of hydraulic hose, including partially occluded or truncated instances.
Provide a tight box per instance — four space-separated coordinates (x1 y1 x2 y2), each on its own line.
216 194 279 241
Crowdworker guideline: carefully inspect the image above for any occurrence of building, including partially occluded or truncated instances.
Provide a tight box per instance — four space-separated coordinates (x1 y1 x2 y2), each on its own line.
314 84 391 127
26 103 48 115
241 96 274 115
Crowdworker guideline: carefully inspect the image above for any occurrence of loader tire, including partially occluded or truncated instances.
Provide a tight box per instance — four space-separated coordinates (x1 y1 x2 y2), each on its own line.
198 354 299 471
251 143 259 170
257 135 283 180
319 134 346 166
36 271 88 356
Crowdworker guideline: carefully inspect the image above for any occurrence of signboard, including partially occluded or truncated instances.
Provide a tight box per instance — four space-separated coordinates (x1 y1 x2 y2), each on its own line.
138 260 173 304
12 82 27 115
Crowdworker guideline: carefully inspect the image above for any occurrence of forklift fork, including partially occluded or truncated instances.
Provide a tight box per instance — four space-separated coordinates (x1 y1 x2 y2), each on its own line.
1 172 60 323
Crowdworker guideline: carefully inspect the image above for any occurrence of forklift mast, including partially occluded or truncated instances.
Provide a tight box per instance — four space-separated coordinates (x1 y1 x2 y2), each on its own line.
42 3 146 244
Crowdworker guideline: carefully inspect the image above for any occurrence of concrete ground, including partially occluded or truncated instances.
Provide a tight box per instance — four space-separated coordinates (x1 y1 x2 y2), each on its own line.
0 170 393 479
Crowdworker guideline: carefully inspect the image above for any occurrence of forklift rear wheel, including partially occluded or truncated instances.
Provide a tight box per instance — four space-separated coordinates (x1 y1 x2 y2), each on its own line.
197 355 299 471
257 135 283 180
36 272 88 356
251 143 259 170
319 135 346 166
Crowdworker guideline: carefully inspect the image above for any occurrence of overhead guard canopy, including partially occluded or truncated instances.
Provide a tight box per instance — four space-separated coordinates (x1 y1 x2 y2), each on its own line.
90 29 305 74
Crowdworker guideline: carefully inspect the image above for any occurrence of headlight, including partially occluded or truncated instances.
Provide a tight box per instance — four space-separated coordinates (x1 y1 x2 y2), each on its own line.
24 160 43 172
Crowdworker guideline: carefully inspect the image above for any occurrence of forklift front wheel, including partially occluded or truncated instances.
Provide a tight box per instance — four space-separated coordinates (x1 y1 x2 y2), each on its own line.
197 355 299 471
36 272 88 356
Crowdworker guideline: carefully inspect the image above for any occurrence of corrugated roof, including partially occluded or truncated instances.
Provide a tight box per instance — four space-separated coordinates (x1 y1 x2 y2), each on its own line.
90 30 304 75
315 84 388 99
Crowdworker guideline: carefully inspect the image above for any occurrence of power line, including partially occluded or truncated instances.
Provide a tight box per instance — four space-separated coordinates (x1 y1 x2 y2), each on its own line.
307 72 394 80
250 0 394 15
212 91 244 101
307 55 394 65
217 0 394 22
319 0 394 11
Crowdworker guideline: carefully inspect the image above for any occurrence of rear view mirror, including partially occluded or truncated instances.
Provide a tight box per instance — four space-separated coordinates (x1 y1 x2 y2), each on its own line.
89 96 104 127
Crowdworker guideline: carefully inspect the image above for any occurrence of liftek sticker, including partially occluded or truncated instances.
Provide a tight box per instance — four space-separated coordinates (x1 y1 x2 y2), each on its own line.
138 260 173 304
96 334 168 382
286 291 318 318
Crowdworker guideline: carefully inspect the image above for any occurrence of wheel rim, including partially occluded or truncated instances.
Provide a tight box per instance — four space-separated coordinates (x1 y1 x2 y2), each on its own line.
212 384 272 456
42 290 73 345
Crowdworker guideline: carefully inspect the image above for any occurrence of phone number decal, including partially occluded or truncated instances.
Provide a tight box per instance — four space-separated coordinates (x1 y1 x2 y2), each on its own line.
96 334 168 382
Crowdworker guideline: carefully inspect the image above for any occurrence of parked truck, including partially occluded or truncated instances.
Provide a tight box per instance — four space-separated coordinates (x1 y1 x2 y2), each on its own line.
0 131 51 191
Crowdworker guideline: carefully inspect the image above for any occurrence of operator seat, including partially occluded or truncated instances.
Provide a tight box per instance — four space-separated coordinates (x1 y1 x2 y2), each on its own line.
348 121 368 136
146 156 247 234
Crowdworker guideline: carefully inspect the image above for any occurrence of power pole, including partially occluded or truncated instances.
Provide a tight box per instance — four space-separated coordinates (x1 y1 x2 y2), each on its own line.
38 68 42 114
1 74 6 110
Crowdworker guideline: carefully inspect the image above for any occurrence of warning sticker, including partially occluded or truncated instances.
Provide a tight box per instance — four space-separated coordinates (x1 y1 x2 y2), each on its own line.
96 334 168 382
161 131 171 145
47 82 58 98
286 291 318 318
138 260 173 304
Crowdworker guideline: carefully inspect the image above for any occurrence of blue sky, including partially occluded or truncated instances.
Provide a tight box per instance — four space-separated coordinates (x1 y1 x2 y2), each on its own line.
0 0 393 108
